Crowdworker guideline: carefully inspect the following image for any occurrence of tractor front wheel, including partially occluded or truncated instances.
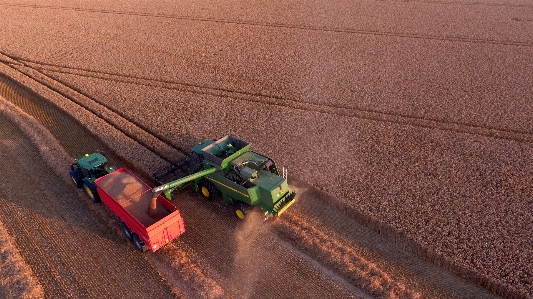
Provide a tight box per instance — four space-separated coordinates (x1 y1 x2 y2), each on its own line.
70 169 82 188
199 180 217 201
84 183 100 202
234 202 248 220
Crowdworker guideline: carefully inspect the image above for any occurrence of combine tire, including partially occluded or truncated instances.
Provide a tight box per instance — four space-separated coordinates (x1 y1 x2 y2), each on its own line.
132 234 146 252
122 222 133 240
199 180 217 201
234 202 248 220
83 183 100 202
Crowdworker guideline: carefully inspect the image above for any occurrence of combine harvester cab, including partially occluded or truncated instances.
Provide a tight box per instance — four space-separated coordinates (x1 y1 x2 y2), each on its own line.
95 168 186 252
153 135 296 220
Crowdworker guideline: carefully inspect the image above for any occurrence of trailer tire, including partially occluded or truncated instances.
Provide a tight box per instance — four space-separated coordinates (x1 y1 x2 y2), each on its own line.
132 234 146 252
122 222 133 241
234 202 248 220
83 182 100 202
199 180 217 201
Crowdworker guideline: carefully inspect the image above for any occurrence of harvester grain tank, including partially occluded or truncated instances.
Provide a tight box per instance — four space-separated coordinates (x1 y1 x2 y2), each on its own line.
152 135 296 219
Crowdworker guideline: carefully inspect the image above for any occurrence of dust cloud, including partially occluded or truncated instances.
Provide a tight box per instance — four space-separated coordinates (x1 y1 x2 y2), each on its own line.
229 210 271 299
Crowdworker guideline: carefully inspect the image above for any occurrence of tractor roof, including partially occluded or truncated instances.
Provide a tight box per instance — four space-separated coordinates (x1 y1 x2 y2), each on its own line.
77 153 107 169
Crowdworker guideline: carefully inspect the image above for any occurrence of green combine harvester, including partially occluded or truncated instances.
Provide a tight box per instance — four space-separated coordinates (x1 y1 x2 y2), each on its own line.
152 135 296 219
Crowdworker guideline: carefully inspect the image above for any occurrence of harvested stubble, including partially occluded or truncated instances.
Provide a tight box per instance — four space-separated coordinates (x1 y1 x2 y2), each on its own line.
0 220 44 299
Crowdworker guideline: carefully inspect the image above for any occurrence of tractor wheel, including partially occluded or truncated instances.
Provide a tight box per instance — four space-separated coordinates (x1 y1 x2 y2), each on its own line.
132 234 146 252
83 183 100 202
122 222 133 241
199 180 217 201
234 202 248 220
69 169 82 188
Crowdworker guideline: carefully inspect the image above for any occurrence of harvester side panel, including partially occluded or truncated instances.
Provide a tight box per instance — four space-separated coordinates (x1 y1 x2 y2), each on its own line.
206 173 258 205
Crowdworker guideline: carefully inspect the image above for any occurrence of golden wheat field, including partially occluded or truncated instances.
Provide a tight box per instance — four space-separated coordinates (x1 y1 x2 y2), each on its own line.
0 1 532 298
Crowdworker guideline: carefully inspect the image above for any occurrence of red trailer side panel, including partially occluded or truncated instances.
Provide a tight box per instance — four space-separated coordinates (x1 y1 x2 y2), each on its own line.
95 168 185 252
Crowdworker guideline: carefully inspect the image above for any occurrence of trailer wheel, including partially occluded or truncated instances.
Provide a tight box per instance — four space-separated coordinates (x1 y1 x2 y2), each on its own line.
234 203 248 220
199 180 217 201
132 234 146 252
83 183 100 202
121 222 133 241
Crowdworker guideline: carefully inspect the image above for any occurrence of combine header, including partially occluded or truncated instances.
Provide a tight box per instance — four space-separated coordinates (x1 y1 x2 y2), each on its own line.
152 135 296 219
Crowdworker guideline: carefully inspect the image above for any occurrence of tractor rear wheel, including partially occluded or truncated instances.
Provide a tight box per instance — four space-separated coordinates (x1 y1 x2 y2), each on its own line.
234 202 248 220
132 234 146 252
83 183 100 202
122 222 133 240
199 180 217 201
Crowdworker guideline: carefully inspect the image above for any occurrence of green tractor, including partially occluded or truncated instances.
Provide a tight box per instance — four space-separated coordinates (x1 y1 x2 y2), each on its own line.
69 152 116 202
152 135 296 220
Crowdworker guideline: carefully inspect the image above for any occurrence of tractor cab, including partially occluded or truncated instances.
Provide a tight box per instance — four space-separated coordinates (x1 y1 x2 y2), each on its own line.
75 153 110 180
70 152 116 201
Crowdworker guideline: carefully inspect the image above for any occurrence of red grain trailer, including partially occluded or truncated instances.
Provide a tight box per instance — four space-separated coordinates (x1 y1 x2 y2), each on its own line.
94 168 185 252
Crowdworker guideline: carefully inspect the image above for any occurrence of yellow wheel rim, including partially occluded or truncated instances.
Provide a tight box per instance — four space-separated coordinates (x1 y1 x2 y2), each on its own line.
201 186 210 198
235 209 245 220
85 186 94 199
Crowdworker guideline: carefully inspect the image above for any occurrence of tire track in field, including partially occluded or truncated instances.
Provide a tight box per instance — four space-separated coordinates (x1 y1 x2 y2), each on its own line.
0 3 531 46
0 52 184 164
5 54 533 149
379 0 533 8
